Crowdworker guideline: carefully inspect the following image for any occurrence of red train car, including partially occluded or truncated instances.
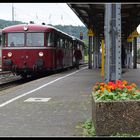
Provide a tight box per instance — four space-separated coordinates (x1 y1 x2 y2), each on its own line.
1 23 85 77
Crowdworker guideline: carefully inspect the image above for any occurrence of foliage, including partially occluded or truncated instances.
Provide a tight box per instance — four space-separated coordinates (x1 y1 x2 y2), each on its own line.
84 55 88 62
76 119 95 136
77 119 140 137
92 80 140 101
0 19 26 29
137 48 140 59
54 25 88 40
113 133 140 137
82 119 95 136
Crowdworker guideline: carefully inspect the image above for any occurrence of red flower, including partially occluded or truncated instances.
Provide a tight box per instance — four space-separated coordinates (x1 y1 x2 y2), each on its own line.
112 84 117 89
126 86 132 90
108 81 114 85
116 84 124 89
116 80 122 85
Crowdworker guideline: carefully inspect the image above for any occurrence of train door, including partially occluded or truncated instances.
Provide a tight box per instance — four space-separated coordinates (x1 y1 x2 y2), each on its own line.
68 40 73 67
55 33 64 69
63 38 68 67
66 39 73 67
72 41 77 65
64 37 72 68
46 31 55 69
53 31 57 69
56 35 60 69
80 43 85 64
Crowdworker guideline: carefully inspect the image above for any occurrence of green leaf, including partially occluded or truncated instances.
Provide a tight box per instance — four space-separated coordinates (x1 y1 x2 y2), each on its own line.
122 93 127 97
134 92 140 99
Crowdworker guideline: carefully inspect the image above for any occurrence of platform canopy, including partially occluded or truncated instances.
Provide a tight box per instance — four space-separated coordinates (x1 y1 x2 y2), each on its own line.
68 3 140 40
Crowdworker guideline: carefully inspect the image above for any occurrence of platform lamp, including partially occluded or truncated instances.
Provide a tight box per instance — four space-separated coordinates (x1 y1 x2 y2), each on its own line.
136 24 140 35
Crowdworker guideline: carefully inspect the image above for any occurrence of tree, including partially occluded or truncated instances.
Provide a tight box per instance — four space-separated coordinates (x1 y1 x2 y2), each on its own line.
137 48 140 59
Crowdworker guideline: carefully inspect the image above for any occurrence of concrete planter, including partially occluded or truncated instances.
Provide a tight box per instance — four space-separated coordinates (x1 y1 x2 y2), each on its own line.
92 93 140 136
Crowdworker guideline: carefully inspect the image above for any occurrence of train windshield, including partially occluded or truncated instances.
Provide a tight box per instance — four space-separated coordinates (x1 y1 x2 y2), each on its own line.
8 33 24 47
27 33 44 47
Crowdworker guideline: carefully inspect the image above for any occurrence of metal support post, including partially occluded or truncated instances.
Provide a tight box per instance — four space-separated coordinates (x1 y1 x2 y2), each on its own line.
111 4 122 81
104 3 121 82
104 4 111 82
130 42 132 52
93 36 94 68
133 37 137 69
97 35 101 68
93 36 99 68
110 4 116 80
88 36 92 69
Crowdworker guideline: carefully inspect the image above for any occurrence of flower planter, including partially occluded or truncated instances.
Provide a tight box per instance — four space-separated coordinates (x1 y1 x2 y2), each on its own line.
92 94 140 136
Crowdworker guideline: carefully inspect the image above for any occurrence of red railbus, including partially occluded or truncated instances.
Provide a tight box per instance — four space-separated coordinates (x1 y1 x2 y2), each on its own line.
1 23 85 77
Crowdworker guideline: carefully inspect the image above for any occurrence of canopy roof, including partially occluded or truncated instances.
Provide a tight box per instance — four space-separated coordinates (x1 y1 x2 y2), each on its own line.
68 3 140 40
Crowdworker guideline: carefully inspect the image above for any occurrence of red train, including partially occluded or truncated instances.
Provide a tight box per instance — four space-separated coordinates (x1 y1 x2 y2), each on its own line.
1 23 85 77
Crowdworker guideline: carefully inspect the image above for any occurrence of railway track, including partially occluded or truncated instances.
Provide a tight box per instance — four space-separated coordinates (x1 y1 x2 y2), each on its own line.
0 72 49 92
0 70 53 91
0 71 22 91
0 63 87 91
0 71 21 84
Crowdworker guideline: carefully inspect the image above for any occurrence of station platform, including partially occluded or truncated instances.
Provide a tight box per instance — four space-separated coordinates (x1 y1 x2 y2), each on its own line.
0 64 140 136
122 64 140 87
0 65 102 136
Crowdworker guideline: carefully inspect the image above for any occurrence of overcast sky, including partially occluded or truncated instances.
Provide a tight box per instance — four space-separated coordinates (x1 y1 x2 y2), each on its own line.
0 3 85 26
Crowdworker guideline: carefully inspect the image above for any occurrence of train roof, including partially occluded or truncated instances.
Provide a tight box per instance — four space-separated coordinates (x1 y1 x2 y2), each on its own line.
2 24 86 47
2 24 72 38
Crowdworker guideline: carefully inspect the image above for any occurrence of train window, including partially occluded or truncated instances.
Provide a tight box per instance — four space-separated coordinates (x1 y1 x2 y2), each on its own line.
60 39 63 48
57 39 60 47
46 32 54 47
65 40 68 49
69 42 72 49
8 33 24 47
27 33 44 47
63 39 66 48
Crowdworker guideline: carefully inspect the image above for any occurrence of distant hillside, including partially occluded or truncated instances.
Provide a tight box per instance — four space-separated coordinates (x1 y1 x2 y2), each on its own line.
53 25 88 41
0 19 26 29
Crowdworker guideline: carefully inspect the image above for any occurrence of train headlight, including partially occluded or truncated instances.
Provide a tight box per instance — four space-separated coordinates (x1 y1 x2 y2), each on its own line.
23 25 28 31
7 52 12 57
39 52 44 57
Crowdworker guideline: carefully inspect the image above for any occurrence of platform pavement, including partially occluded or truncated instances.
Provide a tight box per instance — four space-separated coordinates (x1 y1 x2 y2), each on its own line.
0 65 103 137
122 64 140 88
0 65 140 136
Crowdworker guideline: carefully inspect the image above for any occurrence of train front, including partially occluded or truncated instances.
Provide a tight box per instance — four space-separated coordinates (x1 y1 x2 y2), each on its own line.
1 24 50 77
